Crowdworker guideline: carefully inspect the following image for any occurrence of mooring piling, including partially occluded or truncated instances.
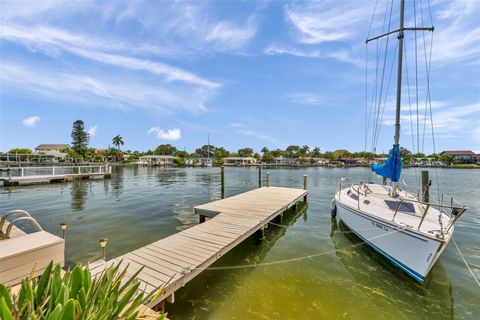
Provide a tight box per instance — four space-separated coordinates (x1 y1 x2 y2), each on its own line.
422 170 430 203
221 166 225 199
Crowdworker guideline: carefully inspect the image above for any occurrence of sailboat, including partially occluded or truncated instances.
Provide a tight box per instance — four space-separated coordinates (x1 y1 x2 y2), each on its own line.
331 0 467 283
202 133 213 168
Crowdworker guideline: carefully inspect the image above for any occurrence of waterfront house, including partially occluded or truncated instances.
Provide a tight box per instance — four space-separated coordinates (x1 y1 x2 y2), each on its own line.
137 155 174 166
223 157 256 166
274 156 296 166
185 157 212 166
477 154 480 163
441 150 476 164
312 158 330 165
35 144 68 159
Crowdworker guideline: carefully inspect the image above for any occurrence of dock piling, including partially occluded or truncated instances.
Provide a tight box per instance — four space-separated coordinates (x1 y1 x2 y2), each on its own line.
266 172 270 187
421 171 430 203
303 175 308 202
258 166 262 188
221 166 225 199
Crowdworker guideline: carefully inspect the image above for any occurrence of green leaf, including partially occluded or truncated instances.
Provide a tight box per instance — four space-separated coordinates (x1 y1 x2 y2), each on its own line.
0 297 14 320
0 283 12 310
70 265 83 299
45 303 62 320
115 282 140 317
60 299 75 320
36 261 53 306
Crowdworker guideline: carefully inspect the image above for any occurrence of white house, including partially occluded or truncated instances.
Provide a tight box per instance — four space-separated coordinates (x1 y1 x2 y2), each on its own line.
223 157 256 166
137 155 174 166
35 144 68 159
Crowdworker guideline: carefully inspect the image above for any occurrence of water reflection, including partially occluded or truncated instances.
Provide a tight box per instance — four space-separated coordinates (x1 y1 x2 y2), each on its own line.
330 218 453 319
70 180 88 211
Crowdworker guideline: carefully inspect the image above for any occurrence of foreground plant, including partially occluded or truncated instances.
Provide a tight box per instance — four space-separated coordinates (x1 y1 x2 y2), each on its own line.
0 261 165 320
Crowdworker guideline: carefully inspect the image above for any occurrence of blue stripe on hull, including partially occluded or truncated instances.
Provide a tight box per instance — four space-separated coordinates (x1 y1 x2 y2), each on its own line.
340 218 426 283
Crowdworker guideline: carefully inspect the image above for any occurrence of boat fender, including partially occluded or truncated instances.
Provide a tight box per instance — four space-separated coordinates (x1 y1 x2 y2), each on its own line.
330 199 337 217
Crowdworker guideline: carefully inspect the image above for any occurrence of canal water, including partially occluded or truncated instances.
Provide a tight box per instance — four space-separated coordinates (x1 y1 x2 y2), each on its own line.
1 167 479 319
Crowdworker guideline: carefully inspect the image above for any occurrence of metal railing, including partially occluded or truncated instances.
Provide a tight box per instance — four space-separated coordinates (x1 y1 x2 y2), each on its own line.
1 165 111 178
0 210 43 238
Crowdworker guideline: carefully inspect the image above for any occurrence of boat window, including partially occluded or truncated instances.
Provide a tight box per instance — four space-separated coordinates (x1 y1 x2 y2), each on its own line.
384 200 416 214
347 190 358 201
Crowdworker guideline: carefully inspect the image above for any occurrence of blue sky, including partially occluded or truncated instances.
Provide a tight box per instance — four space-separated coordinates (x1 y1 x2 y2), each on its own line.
1 0 479 154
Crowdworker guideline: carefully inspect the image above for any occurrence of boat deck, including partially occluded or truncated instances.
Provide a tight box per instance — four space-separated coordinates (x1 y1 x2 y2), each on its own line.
337 184 451 239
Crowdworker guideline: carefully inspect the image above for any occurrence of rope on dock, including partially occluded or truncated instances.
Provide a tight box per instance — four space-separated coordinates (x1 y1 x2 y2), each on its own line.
267 221 381 234
188 230 399 272
452 237 480 288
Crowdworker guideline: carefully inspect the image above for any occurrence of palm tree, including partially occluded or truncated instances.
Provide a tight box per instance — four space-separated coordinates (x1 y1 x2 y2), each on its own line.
112 135 124 150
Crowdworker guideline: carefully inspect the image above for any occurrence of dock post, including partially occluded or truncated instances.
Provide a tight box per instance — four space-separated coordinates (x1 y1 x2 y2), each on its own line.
199 215 206 224
78 166 81 174
303 175 308 202
422 171 430 203
256 226 266 240
21 167 24 177
221 166 225 199
258 166 262 188
266 172 270 187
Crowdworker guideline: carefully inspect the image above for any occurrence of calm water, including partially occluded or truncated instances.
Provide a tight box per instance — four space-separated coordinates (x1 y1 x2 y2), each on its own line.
1 167 479 319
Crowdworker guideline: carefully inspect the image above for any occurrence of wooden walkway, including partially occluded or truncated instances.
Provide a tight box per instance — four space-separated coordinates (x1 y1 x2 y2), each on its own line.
89 186 308 308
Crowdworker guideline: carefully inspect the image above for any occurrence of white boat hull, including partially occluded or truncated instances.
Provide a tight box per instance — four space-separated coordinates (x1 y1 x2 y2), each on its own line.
336 202 448 282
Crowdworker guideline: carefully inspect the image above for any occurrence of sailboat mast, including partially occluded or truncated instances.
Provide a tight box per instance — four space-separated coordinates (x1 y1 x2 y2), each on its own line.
394 0 405 146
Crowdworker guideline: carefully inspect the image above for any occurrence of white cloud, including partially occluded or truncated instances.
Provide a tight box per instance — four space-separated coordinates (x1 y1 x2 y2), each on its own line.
288 93 325 106
229 123 276 143
88 125 97 137
147 127 181 141
205 17 257 49
0 62 215 115
0 24 220 89
21 116 40 127
285 1 372 44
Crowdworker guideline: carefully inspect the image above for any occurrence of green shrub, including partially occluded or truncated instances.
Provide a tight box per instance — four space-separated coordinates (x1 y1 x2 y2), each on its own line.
0 261 165 320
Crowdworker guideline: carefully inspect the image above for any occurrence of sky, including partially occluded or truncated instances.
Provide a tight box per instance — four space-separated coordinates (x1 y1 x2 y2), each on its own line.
0 0 479 154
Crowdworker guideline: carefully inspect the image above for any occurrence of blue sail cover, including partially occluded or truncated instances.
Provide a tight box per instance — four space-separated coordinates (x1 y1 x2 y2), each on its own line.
371 144 402 182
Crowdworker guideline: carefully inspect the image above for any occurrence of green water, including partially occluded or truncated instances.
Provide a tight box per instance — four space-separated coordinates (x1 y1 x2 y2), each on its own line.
1 167 479 319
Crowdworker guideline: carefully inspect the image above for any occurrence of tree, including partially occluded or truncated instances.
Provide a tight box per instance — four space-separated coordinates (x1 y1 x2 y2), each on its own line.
176 150 189 158
285 145 300 158
154 144 177 155
71 120 89 156
8 148 32 154
214 147 229 159
299 145 310 157
195 145 215 158
262 151 275 163
311 147 321 157
261 147 269 154
112 135 124 150
271 149 284 158
332 149 351 159
237 147 253 157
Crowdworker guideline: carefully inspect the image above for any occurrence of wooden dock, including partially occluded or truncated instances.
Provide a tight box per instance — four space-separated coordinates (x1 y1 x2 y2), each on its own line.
0 165 111 186
89 186 308 308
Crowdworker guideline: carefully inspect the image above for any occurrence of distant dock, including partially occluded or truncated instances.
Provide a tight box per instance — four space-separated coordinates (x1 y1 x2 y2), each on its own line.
89 185 308 309
0 165 112 186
